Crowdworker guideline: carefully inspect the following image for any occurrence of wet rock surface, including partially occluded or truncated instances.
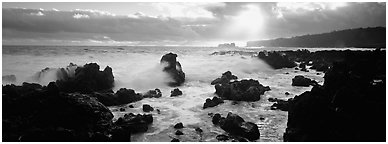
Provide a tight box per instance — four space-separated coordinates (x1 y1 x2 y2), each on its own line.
215 79 270 101
211 71 238 85
291 75 318 87
170 88 183 97
203 96 224 109
161 53 186 86
284 49 386 142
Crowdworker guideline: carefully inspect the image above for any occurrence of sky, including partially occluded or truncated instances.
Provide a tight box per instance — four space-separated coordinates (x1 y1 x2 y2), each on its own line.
2 2 386 46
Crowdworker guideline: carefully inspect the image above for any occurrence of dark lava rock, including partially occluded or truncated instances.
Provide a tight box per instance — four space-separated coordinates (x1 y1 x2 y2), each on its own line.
56 63 114 93
171 138 180 142
215 79 270 101
156 109 161 114
216 134 229 141
92 88 143 106
195 127 203 133
212 113 222 125
119 108 126 112
142 104 154 112
285 92 290 95
3 74 16 82
128 105 134 108
161 53 185 86
291 75 317 87
211 71 238 85
170 88 183 97
175 130 184 135
284 49 386 142
203 96 224 109
257 51 297 69
270 98 292 111
115 113 153 134
174 122 184 129
142 89 162 98
212 112 260 141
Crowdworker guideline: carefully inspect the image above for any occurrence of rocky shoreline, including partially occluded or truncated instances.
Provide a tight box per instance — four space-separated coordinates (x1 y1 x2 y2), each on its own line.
3 49 385 142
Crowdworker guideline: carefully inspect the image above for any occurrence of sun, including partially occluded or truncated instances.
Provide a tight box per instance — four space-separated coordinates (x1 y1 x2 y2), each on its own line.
227 5 264 41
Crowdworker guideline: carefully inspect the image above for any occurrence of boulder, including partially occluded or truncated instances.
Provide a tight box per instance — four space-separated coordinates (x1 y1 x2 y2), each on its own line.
142 89 162 98
211 71 238 85
203 96 224 109
195 127 203 133
171 138 180 142
142 104 154 112
212 112 260 141
56 63 114 93
114 113 153 134
161 53 185 86
170 88 183 97
215 79 270 101
114 88 143 104
270 98 292 111
175 130 184 135
291 75 317 87
257 51 297 69
174 122 184 129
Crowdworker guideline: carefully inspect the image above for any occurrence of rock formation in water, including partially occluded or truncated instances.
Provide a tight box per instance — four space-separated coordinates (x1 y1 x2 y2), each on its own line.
170 88 183 97
203 96 224 109
284 49 386 142
212 112 260 141
215 79 270 101
211 71 238 85
257 51 297 69
160 53 185 86
91 88 143 106
2 82 153 142
56 63 114 93
268 98 292 111
291 75 318 87
142 88 162 98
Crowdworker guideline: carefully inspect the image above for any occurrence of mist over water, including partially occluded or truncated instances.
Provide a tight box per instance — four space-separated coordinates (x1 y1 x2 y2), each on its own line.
2 45 325 142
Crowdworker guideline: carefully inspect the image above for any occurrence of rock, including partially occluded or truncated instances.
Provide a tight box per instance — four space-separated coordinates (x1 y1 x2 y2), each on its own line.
259 117 265 121
203 96 224 109
119 108 126 112
215 79 270 101
291 75 317 87
216 134 229 141
170 88 183 97
270 98 292 111
156 109 161 114
56 63 114 93
301 67 309 72
285 92 290 95
174 122 184 129
115 88 143 105
142 104 154 112
257 51 297 69
211 71 238 85
175 130 184 135
213 112 260 141
114 113 153 134
161 53 185 86
142 89 162 98
2 74 16 82
195 127 203 133
284 49 386 141
171 138 180 142
212 113 222 125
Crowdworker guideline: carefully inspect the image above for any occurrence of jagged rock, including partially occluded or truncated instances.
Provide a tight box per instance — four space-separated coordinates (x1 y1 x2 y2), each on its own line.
174 122 184 129
171 138 180 142
270 98 292 111
56 63 114 93
215 79 270 101
212 113 222 125
257 51 297 69
203 96 224 109
161 53 185 86
114 113 153 134
120 108 126 112
175 130 184 135
291 75 317 87
170 88 183 97
284 49 386 142
211 71 238 85
142 89 162 98
142 104 154 112
195 127 203 133
212 112 260 141
285 92 290 95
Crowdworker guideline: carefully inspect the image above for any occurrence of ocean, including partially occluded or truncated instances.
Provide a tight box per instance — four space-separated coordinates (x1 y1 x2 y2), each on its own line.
3 45 366 141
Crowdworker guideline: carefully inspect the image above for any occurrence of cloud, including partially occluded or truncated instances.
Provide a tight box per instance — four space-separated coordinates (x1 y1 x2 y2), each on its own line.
2 2 386 46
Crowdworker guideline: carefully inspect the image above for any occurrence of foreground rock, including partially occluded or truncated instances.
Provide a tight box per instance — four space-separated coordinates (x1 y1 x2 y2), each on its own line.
257 51 297 69
3 82 153 142
161 53 185 86
291 75 317 87
114 113 153 134
203 96 224 109
284 49 385 142
211 71 238 85
91 88 143 106
170 88 183 97
215 79 270 101
142 104 154 112
212 112 260 141
56 63 114 93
